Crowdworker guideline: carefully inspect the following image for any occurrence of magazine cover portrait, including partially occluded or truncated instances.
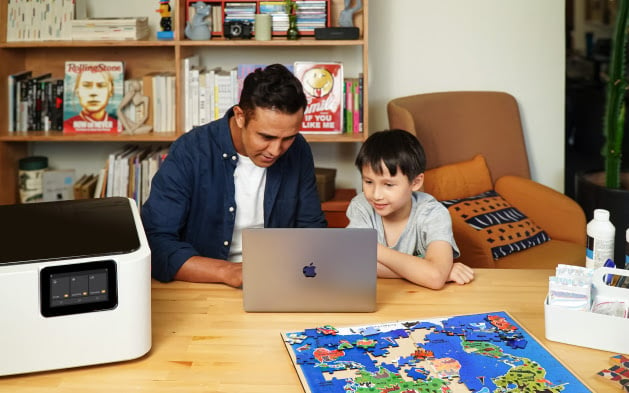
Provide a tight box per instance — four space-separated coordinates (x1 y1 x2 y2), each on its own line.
63 61 124 133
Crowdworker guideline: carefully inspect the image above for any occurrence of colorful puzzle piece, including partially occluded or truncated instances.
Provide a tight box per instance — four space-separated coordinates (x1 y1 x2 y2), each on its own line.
597 355 629 392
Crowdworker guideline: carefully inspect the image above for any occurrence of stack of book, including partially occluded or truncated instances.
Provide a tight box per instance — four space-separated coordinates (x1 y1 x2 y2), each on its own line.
295 1 327 33
258 1 328 36
6 0 75 41
259 1 288 35
7 70 64 132
182 55 241 132
102 145 170 209
224 2 256 25
71 17 150 41
139 72 176 133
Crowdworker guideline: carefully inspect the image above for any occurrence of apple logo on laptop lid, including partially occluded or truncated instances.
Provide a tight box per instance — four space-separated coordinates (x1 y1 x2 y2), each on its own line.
302 262 317 278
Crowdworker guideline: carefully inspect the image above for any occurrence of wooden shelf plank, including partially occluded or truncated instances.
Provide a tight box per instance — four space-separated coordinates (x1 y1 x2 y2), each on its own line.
1 38 365 49
0 131 364 143
0 132 179 142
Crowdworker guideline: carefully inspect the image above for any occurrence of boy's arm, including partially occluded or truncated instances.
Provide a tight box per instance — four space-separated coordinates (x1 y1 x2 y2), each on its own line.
376 260 401 278
377 240 454 290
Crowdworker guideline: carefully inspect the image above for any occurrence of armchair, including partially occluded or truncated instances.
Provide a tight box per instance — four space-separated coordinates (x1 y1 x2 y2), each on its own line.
387 91 586 269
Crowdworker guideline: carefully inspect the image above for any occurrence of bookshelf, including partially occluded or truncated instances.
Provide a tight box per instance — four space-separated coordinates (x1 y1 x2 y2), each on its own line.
0 0 369 205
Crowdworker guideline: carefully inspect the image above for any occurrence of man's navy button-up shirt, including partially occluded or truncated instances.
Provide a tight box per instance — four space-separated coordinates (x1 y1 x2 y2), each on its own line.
141 108 327 282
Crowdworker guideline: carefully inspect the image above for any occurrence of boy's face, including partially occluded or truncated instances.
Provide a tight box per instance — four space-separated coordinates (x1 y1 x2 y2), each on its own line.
361 162 423 220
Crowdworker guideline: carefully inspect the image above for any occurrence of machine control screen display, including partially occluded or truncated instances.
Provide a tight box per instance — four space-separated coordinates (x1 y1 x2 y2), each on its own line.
41 260 118 317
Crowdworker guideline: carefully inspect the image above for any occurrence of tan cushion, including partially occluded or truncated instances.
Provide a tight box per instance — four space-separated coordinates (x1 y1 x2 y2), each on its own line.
422 154 493 201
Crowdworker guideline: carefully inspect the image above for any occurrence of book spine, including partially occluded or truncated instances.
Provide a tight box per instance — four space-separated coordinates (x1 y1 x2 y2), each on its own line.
190 68 200 128
352 78 359 134
167 74 176 132
198 71 208 125
152 75 162 132
344 79 352 134
52 79 64 131
358 73 364 133
18 77 30 131
26 78 37 131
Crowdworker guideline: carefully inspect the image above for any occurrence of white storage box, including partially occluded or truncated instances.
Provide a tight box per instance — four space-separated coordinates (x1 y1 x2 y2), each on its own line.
545 267 629 353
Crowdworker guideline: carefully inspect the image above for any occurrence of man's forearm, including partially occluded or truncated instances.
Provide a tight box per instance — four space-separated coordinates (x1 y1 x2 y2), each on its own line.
174 256 243 288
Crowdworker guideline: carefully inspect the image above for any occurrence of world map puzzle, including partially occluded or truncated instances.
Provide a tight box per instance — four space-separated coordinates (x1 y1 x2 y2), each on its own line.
282 311 590 393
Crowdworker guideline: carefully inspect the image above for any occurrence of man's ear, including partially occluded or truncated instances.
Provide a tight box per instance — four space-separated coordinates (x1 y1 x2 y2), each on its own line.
411 173 424 192
233 105 246 128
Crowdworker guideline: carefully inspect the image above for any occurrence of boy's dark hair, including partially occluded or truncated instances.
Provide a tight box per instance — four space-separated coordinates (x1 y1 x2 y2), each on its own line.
355 129 427 181
239 64 308 124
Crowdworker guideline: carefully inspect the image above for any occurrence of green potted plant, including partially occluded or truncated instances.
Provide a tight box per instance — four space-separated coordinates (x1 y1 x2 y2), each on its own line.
284 0 299 40
576 0 629 267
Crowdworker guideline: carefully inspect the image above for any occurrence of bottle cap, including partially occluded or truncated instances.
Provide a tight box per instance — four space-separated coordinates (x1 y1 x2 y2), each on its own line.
594 209 610 221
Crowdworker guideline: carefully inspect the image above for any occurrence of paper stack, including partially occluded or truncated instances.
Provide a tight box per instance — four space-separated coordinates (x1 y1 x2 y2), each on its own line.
71 17 150 41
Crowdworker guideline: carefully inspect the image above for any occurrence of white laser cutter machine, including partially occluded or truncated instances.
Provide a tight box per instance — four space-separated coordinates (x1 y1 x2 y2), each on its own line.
0 197 151 376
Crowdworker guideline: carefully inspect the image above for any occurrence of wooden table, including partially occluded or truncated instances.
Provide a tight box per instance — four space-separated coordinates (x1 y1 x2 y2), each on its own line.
0 269 615 392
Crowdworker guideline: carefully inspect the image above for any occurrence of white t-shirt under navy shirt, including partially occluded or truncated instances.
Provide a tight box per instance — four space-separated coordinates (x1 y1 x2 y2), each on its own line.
228 154 266 262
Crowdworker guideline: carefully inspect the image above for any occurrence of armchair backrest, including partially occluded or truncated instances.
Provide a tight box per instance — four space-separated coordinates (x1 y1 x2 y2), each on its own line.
387 91 531 183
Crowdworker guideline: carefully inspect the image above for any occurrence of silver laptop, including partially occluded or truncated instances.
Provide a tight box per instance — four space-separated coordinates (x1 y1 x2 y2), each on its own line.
242 228 377 312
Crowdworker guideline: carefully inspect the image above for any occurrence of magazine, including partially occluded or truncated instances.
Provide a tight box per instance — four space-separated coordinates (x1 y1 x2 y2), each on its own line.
63 61 124 133
293 61 343 134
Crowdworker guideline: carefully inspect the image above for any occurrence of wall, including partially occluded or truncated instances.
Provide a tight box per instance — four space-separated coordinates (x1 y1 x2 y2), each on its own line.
367 0 566 191
34 0 566 191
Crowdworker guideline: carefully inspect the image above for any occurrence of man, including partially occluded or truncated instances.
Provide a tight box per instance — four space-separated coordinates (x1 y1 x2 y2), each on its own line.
141 64 327 287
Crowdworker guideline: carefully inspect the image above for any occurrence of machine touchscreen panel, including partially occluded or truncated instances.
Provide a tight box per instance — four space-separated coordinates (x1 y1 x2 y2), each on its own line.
40 260 118 317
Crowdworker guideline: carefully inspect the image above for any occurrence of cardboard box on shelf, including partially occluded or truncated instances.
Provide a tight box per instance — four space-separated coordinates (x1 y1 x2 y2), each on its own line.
315 167 336 202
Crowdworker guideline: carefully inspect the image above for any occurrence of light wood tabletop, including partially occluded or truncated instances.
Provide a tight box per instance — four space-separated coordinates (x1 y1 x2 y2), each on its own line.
0 269 617 392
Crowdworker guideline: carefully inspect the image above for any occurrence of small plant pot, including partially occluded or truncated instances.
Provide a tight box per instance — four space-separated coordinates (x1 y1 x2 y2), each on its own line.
575 170 629 268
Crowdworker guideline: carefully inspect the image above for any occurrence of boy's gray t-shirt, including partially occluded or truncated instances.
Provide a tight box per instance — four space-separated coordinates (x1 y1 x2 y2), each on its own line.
346 192 460 258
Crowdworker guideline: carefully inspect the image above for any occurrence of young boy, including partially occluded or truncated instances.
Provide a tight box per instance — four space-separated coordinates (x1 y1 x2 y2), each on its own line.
346 129 474 289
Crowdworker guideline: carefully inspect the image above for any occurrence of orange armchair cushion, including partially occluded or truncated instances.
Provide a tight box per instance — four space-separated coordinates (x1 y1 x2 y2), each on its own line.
422 154 493 200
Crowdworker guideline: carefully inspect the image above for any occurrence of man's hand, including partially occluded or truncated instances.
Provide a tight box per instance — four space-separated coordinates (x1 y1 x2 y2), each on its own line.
447 262 474 285
222 262 243 288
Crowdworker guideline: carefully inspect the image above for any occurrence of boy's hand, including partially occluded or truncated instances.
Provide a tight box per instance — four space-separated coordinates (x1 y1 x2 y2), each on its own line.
448 262 474 284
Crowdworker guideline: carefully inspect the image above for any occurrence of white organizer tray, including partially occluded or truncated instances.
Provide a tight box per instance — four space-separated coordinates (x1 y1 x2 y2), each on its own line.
545 267 629 354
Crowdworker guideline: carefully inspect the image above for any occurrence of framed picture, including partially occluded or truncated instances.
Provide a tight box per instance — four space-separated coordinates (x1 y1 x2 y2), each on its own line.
586 0 615 25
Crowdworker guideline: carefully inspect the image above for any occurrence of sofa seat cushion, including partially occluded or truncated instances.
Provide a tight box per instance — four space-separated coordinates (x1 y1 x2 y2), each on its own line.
492 239 586 269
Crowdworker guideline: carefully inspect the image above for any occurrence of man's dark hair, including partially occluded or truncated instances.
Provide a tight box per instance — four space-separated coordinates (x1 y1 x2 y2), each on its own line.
238 64 307 123
355 129 427 181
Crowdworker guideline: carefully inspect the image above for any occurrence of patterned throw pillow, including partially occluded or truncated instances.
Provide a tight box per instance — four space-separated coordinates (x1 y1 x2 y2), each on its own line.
442 190 550 260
